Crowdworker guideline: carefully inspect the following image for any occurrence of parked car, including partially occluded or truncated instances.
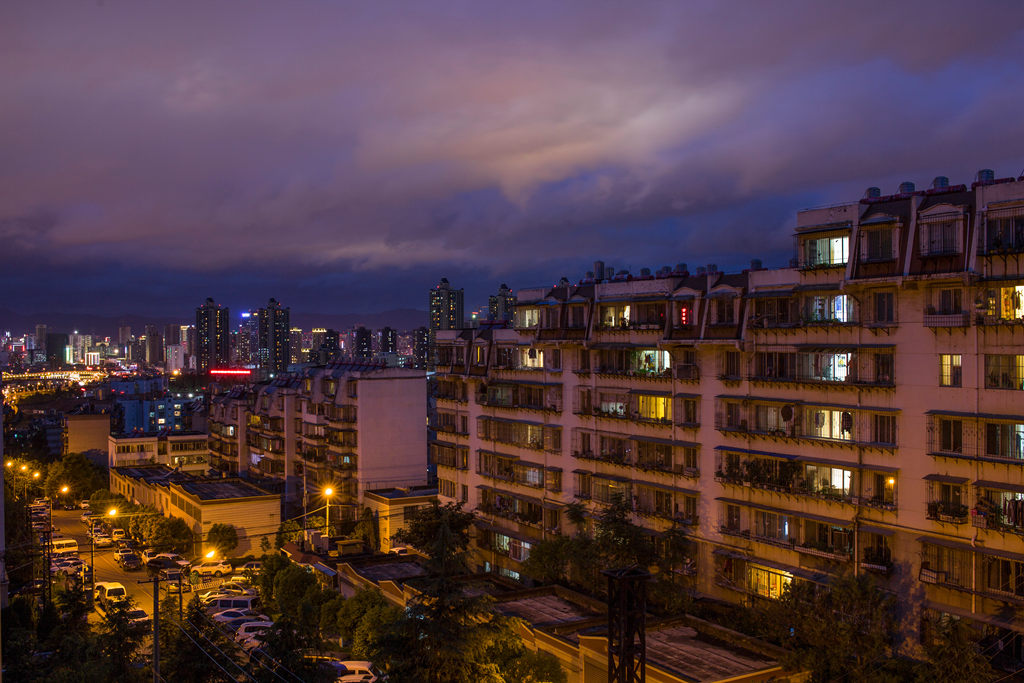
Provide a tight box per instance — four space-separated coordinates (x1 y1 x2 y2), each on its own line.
113 548 132 561
334 660 389 682
147 556 188 573
211 580 251 594
118 553 143 571
78 500 91 510
234 620 274 644
190 559 232 578
240 561 262 574
94 582 128 610
211 608 268 624
140 549 160 563
204 595 260 613
111 529 127 541
124 608 151 628
160 569 193 593
93 534 114 548
387 545 411 556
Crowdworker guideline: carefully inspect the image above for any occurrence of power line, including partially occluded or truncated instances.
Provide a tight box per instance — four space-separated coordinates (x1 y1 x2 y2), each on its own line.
164 618 241 683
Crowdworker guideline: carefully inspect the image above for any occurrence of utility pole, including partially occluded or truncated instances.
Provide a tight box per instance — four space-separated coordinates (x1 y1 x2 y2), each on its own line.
138 574 160 683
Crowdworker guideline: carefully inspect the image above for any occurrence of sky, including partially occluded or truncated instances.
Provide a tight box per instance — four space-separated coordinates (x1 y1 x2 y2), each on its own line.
3 1 1024 323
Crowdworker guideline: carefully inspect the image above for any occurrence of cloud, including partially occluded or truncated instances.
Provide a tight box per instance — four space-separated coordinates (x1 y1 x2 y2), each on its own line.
2 1 1024 315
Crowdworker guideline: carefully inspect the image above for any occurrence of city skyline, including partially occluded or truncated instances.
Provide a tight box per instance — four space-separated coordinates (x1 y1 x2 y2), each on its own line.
5 2 1024 319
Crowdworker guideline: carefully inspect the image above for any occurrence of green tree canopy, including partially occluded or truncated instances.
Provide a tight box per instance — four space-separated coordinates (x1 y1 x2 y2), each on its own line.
205 522 238 556
44 452 107 502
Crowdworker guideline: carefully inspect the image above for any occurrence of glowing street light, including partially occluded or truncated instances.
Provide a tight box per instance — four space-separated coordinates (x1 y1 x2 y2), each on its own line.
108 507 117 517
61 485 69 494
206 550 216 559
323 487 334 537
20 464 26 472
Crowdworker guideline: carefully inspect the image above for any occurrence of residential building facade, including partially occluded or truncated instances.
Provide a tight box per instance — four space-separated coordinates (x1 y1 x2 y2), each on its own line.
207 362 427 518
433 171 1024 654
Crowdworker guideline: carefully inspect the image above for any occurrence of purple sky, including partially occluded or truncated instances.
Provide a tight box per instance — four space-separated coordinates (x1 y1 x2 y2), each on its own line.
4 1 1024 322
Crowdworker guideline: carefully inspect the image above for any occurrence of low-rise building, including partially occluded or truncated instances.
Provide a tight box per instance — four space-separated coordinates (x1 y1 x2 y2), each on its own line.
110 464 280 556
363 486 437 552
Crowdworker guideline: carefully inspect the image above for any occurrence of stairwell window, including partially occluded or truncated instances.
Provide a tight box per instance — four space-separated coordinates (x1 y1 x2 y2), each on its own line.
873 291 895 323
939 354 962 387
938 419 963 454
872 414 897 445
985 354 1024 390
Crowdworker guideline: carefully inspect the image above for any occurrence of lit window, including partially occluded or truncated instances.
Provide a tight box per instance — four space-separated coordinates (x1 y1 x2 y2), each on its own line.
939 355 962 387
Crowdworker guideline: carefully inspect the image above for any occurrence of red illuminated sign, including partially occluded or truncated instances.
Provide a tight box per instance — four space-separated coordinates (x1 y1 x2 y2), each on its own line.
210 369 251 376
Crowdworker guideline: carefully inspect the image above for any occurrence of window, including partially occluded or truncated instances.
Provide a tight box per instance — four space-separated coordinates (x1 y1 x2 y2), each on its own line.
679 398 698 426
985 354 1024 390
715 297 735 324
873 414 897 445
753 510 791 542
635 394 671 422
921 542 971 588
874 354 894 384
438 479 456 499
516 308 539 329
924 220 958 256
803 235 849 267
873 292 895 323
865 229 894 262
804 408 854 441
986 215 1024 253
725 504 742 531
872 473 896 505
983 556 1024 597
939 354 962 387
938 419 963 454
985 422 1024 461
747 564 793 600
722 351 741 379
938 289 962 315
986 286 1024 322
805 294 851 323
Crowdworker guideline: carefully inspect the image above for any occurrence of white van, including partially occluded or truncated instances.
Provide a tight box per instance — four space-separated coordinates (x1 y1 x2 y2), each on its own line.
51 538 79 555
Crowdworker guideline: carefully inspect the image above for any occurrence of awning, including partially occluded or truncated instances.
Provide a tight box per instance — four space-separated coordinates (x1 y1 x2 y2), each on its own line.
488 379 561 387
630 435 698 449
312 562 337 578
714 445 799 461
715 497 853 527
628 389 672 397
974 480 1024 495
593 473 631 483
747 289 795 299
858 525 895 537
716 394 797 405
796 221 851 234
588 343 639 350
674 392 700 399
795 283 841 292
922 474 969 484
637 482 699 496
926 409 1024 422
917 535 974 552
706 289 740 299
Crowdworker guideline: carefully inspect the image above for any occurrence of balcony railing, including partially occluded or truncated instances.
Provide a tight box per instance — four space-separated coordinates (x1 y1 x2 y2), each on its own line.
926 501 969 524
924 311 970 327
675 364 700 381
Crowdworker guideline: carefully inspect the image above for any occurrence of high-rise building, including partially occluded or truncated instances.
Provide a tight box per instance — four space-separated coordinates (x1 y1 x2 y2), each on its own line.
379 327 397 355
311 328 327 354
429 278 464 332
488 283 516 323
195 297 230 374
35 324 47 356
429 278 464 369
144 325 164 365
256 298 290 374
44 332 69 369
118 323 132 349
352 326 372 362
163 324 181 347
411 327 429 369
432 170 1024 648
289 327 304 364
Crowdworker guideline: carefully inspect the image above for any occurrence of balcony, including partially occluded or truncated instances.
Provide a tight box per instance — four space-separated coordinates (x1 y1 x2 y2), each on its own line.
926 501 969 524
675 364 700 381
924 311 970 327
860 547 893 574
795 543 851 562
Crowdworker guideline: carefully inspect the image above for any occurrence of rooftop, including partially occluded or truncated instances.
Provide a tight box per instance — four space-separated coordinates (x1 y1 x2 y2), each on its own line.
355 560 427 584
645 624 778 682
494 591 600 628
365 486 438 500
112 464 194 486
177 478 275 501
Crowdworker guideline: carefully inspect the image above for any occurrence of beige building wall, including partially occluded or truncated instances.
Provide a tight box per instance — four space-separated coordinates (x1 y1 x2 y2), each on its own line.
65 413 110 455
434 174 1024 648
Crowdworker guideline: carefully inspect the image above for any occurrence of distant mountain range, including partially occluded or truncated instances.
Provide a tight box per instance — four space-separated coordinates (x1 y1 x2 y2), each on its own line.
0 307 428 338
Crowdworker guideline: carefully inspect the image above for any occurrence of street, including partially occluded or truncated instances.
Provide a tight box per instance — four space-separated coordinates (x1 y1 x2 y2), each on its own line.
50 507 180 619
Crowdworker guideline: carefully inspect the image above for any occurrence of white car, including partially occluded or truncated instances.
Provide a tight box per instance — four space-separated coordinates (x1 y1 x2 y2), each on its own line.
93 534 114 548
199 585 254 601
335 661 389 682
234 620 273 645
151 553 190 568
190 559 232 578
124 608 151 628
211 608 268 624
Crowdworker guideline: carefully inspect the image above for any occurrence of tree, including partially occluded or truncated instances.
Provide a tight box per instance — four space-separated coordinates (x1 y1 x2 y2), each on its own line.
273 563 327 636
257 552 292 606
44 452 107 502
380 501 506 682
160 595 239 682
275 519 304 548
148 516 193 554
761 573 896 682
918 617 995 682
487 620 568 683
352 506 379 550
206 523 238 556
96 600 150 682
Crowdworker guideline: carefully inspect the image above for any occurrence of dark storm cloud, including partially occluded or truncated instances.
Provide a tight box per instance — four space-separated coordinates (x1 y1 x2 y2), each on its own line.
2 1 1024 316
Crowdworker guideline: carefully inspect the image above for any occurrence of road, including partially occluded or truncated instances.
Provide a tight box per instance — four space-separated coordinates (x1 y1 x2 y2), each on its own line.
50 507 197 620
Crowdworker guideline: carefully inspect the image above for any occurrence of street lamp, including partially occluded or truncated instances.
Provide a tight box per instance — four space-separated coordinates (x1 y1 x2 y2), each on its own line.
323 487 334 537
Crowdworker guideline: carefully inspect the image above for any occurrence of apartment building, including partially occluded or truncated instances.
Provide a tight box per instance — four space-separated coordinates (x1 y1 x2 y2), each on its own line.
108 431 210 473
434 170 1024 653
207 362 427 518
